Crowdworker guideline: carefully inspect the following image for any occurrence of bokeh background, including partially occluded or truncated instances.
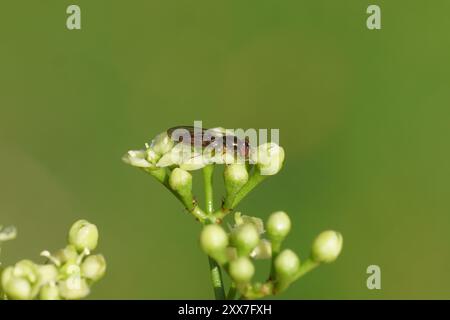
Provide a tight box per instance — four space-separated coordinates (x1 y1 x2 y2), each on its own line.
1 1 450 299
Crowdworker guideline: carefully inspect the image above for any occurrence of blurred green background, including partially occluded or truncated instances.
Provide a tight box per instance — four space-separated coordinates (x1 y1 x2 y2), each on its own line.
1 1 450 299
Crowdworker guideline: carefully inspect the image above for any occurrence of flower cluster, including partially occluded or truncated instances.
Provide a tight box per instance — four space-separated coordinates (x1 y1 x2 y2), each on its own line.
123 127 342 299
123 129 284 174
0 220 106 300
200 211 343 298
123 129 285 224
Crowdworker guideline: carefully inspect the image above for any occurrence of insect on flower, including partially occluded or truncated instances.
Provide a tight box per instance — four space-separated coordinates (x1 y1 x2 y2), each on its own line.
167 126 251 160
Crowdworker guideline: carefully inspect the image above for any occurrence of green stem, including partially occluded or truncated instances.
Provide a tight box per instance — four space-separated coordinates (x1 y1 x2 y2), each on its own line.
208 257 226 300
203 165 226 300
232 169 267 208
269 240 282 280
212 170 267 221
203 165 214 214
293 258 319 281
226 282 237 300
145 167 209 222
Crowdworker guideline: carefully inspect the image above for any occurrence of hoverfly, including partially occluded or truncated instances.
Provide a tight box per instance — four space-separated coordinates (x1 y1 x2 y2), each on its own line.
167 126 250 160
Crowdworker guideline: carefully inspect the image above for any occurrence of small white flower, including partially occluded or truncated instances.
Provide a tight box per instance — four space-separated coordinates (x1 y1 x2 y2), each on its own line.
151 132 174 155
122 149 154 168
179 153 207 171
0 225 17 242
157 143 207 171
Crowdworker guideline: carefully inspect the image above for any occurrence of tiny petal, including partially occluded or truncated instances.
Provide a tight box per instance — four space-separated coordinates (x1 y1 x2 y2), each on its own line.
250 239 272 259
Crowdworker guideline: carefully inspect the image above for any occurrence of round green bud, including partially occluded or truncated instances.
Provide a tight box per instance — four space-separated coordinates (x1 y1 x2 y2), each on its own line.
230 223 260 256
169 168 192 192
224 164 249 193
152 132 174 155
200 224 228 261
266 211 291 243
39 283 60 300
37 264 58 285
228 257 255 283
58 276 90 300
13 260 39 283
68 219 99 252
311 230 343 263
81 254 106 281
54 245 78 264
274 249 300 280
1 266 13 289
3 275 32 300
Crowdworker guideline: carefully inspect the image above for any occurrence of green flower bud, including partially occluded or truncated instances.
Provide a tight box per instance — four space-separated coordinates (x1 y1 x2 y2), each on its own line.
39 283 60 300
252 143 285 176
230 223 259 257
1 260 40 300
81 254 106 281
311 230 343 263
274 249 300 280
13 260 39 283
266 211 291 245
224 164 249 195
1 270 32 300
54 245 78 264
169 168 192 192
169 168 194 208
200 224 228 264
37 264 58 285
68 219 99 252
228 257 255 283
274 249 300 293
152 132 174 155
58 276 90 300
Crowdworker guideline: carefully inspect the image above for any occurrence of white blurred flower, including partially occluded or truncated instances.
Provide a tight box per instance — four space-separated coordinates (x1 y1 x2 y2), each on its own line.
122 147 161 169
122 149 153 168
